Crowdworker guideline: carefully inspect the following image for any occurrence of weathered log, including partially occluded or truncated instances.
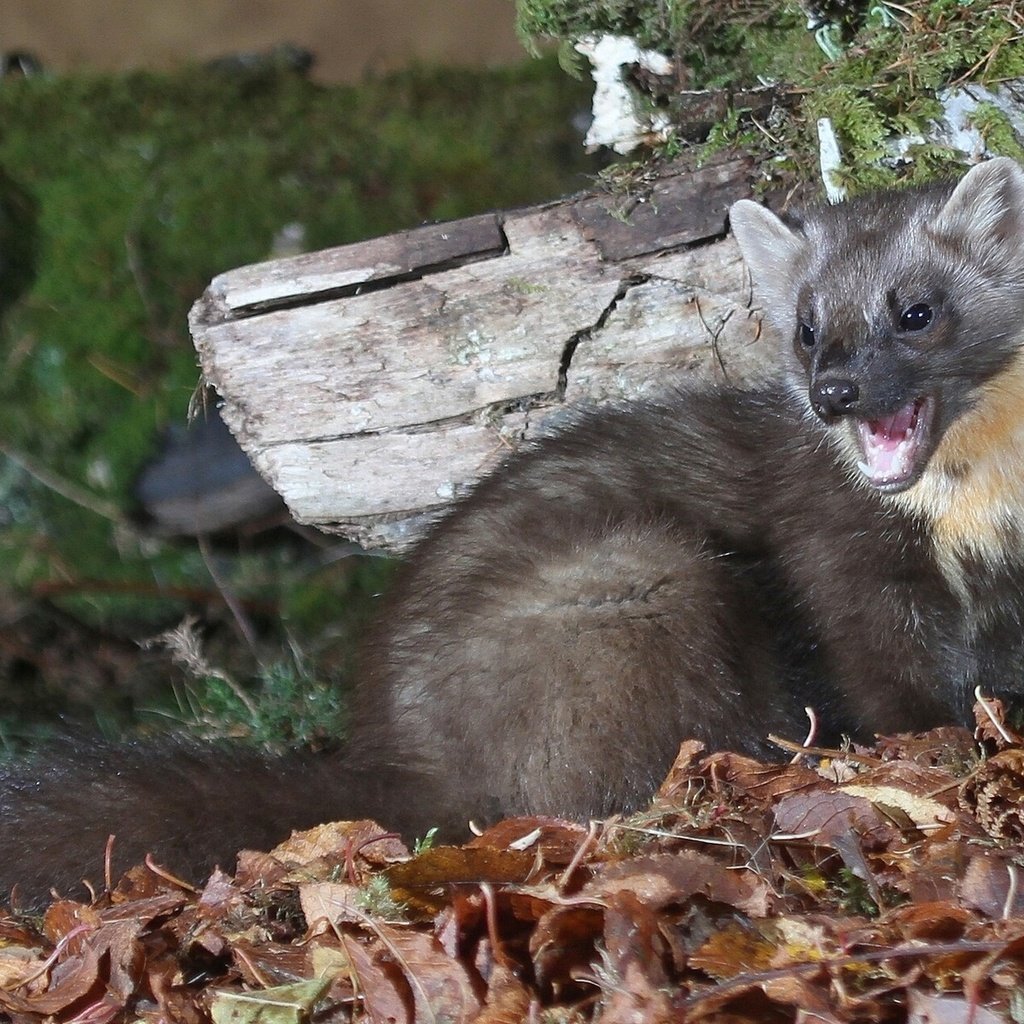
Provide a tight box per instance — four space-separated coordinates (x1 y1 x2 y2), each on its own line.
190 156 770 551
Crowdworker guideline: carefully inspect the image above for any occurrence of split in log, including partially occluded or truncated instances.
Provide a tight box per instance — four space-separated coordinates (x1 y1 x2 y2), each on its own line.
190 155 770 551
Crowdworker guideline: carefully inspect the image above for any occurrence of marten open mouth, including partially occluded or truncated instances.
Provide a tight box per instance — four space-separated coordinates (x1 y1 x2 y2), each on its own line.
854 396 934 492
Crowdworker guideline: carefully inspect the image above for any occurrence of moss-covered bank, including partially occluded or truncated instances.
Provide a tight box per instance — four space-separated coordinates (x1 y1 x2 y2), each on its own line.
0 59 596 729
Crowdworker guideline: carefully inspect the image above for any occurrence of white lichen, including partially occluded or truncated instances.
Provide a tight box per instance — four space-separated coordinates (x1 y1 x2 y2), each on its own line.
934 83 1024 161
816 117 847 203
574 34 673 155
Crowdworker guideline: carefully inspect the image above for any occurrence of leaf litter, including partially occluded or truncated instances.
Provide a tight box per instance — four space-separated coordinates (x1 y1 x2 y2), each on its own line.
3 704 1024 1022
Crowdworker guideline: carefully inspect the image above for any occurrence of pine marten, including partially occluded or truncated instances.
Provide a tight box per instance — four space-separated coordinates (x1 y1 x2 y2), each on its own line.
3 157 1024 905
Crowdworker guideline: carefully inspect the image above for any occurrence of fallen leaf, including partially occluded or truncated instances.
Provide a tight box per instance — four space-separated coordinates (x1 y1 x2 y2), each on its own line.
584 850 772 917
373 925 482 1024
774 789 896 849
210 976 331 1024
386 846 535 916
906 989 1004 1024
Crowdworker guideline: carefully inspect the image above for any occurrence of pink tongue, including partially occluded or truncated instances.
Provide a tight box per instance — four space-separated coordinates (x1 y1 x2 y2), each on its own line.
857 399 920 483
867 402 916 450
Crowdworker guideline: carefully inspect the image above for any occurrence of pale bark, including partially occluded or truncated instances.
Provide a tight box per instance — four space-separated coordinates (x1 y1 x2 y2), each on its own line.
190 156 773 551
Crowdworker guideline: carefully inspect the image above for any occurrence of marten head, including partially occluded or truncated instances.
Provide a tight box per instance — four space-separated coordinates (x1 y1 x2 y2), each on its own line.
729 158 1024 496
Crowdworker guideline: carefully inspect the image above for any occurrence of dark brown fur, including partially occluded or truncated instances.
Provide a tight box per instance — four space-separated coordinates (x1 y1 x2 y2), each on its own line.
4 160 1024 906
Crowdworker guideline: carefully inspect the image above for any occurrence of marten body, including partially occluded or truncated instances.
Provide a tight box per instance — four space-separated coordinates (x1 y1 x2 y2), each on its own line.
4 158 1024 904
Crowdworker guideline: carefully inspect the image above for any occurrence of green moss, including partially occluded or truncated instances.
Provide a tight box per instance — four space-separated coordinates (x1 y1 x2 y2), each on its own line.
0 59 596 725
519 0 1024 195
516 0 684 52
355 875 407 920
969 102 1024 163
778 0 1018 189
517 0 816 89
181 659 349 748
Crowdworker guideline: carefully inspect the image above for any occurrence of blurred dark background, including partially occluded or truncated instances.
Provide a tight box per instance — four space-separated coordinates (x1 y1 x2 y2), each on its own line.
5 0 526 82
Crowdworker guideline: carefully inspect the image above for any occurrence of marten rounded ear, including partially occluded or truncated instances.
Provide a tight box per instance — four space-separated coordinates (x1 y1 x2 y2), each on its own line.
930 157 1024 256
729 198 807 322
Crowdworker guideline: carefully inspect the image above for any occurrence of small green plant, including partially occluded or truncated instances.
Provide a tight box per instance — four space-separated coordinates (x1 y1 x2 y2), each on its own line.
413 827 440 855
354 874 407 921
828 866 909 917
146 616 348 748
832 867 879 917
186 660 349 747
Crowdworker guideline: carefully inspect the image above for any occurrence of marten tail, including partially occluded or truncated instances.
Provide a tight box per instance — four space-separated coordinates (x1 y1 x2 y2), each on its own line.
0 737 416 908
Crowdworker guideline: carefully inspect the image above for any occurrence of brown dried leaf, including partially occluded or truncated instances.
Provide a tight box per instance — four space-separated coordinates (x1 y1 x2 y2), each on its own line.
42 899 100 945
703 751 821 804
584 850 772 917
873 727 977 768
197 868 245 921
112 862 187 903
773 788 896 849
90 918 145 1001
270 820 409 875
972 698 1021 747
596 891 677 1023
373 925 482 1024
887 902 973 942
689 923 777 980
231 939 314 987
654 738 708 802
841 762 960 831
961 853 1024 919
467 816 589 864
13 942 103 1016
530 904 605 989
386 846 535 916
105 890 189 924
331 933 411 1024
473 962 533 1024
233 848 290 890
0 945 48 991
299 880 368 931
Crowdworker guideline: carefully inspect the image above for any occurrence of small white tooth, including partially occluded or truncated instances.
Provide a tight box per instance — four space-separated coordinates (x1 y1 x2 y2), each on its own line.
858 460 872 476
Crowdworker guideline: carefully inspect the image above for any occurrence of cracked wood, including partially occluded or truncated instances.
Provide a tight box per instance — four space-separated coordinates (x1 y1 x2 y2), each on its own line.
190 156 770 551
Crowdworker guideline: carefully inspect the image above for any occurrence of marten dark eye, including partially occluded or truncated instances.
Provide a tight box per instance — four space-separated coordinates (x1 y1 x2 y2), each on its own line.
899 303 933 332
799 322 816 348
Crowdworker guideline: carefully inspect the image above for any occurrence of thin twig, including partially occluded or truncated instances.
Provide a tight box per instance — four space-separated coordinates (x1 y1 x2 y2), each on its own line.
610 821 819 846
1004 862 1019 921
104 834 115 894
558 819 601 892
0 441 124 523
790 706 820 764
768 733 884 767
144 853 200 894
11 923 95 990
974 685 1015 744
480 882 514 969
197 534 258 652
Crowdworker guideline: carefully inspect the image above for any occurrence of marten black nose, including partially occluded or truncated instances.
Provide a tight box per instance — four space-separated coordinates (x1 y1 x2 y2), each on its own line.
809 379 859 419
